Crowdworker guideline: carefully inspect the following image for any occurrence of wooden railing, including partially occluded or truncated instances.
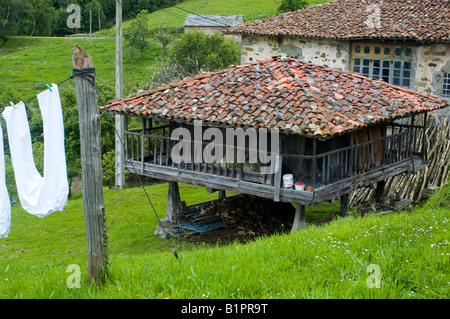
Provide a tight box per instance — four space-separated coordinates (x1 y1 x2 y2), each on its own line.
125 126 420 196
125 130 278 186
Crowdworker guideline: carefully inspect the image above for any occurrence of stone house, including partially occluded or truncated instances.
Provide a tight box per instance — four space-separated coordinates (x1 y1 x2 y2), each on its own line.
224 0 450 107
183 14 245 43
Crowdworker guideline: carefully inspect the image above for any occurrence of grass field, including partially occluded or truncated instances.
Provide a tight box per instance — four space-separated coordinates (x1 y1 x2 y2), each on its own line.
0 182 448 299
0 0 448 300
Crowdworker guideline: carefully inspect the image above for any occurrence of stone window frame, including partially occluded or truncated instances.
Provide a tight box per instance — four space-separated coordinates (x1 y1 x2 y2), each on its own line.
443 73 450 97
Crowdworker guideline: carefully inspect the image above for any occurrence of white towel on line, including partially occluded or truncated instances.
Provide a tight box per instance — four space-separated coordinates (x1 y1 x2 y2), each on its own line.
2 84 69 218
0 124 11 237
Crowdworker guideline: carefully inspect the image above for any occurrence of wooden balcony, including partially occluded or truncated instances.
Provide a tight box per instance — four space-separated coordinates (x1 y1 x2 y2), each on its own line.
123 117 427 207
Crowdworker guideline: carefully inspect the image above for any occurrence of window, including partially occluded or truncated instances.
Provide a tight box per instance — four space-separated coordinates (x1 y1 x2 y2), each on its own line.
443 73 450 96
351 43 413 88
352 58 411 87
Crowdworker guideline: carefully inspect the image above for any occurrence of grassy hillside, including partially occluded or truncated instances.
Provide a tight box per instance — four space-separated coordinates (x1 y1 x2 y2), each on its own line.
0 37 158 104
0 0 329 103
0 0 447 301
0 182 448 299
99 0 329 36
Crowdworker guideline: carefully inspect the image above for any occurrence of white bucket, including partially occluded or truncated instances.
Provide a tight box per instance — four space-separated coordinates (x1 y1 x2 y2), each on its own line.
282 174 294 188
294 181 305 191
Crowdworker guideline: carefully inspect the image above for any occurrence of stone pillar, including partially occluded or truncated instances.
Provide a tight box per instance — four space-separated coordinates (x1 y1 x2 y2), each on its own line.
164 181 181 222
291 204 307 231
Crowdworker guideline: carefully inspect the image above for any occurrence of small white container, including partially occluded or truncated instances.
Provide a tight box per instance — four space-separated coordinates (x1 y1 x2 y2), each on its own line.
294 181 305 191
282 174 294 188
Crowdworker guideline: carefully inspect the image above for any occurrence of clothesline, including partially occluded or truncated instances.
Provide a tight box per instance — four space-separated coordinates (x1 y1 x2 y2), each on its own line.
24 75 75 105
0 68 169 239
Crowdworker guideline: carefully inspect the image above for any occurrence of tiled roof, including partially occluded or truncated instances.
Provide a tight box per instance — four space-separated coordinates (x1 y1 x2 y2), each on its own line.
101 56 448 137
224 0 450 43
183 14 244 28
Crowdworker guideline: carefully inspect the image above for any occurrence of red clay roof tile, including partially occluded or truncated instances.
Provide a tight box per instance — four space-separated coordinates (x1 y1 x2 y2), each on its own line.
224 0 450 43
101 56 448 137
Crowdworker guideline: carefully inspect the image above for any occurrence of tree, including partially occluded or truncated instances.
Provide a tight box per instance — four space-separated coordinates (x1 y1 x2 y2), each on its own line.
153 24 180 56
169 30 240 74
277 0 308 14
125 9 150 59
25 0 55 36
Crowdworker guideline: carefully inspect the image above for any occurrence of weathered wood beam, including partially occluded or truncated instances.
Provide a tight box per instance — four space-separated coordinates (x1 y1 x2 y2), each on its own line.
340 193 349 217
273 155 282 202
72 45 108 285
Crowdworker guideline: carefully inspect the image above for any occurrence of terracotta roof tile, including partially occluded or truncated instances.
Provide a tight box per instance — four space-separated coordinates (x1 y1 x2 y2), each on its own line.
101 56 448 137
224 0 450 43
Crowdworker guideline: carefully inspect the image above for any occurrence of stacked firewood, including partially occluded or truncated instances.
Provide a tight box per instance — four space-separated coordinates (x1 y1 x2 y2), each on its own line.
350 115 450 206
174 194 295 243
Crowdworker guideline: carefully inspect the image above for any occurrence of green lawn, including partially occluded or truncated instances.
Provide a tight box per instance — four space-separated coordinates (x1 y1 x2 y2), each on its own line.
0 0 447 300
0 37 159 104
0 182 448 299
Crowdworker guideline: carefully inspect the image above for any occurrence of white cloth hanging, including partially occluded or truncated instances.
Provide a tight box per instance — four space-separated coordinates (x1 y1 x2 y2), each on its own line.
0 124 11 237
2 84 69 218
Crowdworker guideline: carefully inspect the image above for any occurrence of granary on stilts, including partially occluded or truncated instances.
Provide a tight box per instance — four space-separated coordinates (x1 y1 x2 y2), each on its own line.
101 56 448 235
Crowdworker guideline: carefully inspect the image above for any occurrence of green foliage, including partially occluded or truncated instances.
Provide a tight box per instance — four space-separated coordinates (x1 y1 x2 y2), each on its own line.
3 154 17 200
125 10 151 59
277 0 308 14
101 149 116 187
168 30 240 74
0 0 181 37
152 25 181 56
424 180 450 210
0 184 448 298
146 57 191 89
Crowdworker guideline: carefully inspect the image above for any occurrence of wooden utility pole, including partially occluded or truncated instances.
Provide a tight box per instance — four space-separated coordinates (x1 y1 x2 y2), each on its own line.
72 45 108 285
115 0 125 188
89 10 92 43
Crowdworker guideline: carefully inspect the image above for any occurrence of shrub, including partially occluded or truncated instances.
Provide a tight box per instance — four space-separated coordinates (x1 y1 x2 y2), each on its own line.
277 0 308 14
168 30 240 74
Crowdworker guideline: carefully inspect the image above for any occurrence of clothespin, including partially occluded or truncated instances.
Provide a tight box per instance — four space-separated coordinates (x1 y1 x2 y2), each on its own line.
45 83 52 92
9 101 15 108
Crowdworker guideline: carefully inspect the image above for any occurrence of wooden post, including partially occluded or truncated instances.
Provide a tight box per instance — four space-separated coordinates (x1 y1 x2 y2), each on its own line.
340 193 349 217
273 155 282 202
72 45 108 285
218 189 226 199
115 0 125 188
164 181 182 222
312 138 317 191
291 204 307 231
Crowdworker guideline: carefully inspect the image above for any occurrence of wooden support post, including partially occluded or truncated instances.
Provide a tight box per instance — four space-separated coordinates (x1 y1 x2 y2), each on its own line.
340 193 349 217
273 155 282 202
291 204 307 231
72 45 108 285
164 181 182 222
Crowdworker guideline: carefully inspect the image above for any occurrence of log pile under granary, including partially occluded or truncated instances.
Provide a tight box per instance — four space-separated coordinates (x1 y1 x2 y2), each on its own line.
173 194 296 243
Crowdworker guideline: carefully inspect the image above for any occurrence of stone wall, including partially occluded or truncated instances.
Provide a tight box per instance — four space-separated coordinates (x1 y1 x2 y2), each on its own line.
414 43 450 112
240 35 350 71
240 35 450 115
184 26 242 43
